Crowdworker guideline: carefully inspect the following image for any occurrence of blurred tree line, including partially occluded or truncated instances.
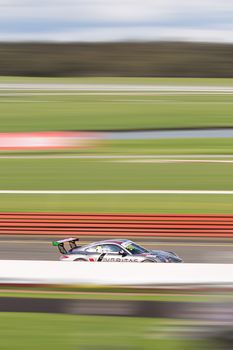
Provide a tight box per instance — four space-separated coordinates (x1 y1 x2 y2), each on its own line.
0 42 233 77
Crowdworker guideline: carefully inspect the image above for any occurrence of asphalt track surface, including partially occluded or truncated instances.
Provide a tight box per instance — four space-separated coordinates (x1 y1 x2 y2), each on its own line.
0 235 233 263
2 128 233 140
105 129 233 140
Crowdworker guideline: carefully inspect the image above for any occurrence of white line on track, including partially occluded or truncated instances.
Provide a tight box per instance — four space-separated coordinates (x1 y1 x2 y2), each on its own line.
0 84 233 93
1 190 233 194
4 98 233 104
107 100 233 104
0 100 50 103
0 155 233 159
113 159 233 164
0 92 233 96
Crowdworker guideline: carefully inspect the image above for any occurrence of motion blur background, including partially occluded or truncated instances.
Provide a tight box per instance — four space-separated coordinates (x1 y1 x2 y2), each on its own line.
0 0 233 349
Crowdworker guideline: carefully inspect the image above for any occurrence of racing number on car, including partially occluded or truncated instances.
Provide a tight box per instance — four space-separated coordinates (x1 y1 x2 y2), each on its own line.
97 253 106 262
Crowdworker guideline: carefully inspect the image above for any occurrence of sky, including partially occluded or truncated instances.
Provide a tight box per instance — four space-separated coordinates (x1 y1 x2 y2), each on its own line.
0 0 233 42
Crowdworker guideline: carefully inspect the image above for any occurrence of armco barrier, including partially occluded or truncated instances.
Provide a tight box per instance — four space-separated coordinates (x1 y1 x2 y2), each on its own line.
1 213 233 237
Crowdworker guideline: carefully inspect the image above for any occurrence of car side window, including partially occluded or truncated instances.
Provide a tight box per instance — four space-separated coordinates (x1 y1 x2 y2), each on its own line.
101 244 121 253
85 244 121 253
85 245 102 253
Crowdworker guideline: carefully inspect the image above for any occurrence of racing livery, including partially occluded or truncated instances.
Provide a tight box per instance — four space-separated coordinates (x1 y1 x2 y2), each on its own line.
53 238 183 263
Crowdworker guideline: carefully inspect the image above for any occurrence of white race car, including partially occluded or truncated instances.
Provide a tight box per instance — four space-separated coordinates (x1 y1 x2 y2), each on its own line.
53 237 183 263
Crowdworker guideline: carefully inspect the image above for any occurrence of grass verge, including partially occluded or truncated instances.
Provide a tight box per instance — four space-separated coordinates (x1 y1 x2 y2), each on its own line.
1 194 233 213
1 158 233 190
0 93 233 131
0 312 212 350
0 76 233 85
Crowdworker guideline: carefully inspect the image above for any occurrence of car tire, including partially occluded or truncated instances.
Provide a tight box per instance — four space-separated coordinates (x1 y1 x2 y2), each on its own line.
74 258 87 262
142 259 156 263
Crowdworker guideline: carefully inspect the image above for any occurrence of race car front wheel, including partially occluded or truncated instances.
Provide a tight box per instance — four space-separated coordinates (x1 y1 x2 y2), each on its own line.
142 259 156 263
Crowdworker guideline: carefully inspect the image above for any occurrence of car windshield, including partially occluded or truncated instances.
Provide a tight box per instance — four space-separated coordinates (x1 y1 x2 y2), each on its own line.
124 242 148 255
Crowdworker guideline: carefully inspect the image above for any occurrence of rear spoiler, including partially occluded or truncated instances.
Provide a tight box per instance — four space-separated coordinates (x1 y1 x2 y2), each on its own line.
52 237 79 254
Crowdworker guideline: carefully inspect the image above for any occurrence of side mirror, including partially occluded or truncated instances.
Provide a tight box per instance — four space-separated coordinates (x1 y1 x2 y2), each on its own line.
119 250 127 257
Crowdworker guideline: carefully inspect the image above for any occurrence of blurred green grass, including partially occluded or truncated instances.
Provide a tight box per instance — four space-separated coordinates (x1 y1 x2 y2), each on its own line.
0 94 233 131
0 76 233 85
0 80 233 214
1 194 233 213
0 159 233 190
0 313 211 350
1 158 233 213
105 138 233 155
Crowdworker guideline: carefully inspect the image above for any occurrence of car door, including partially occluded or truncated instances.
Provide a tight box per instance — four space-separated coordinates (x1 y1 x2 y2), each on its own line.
99 244 140 262
97 244 124 262
84 244 122 261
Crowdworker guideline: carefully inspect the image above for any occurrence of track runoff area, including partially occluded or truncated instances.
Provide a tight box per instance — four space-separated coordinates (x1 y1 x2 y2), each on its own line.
0 80 233 263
